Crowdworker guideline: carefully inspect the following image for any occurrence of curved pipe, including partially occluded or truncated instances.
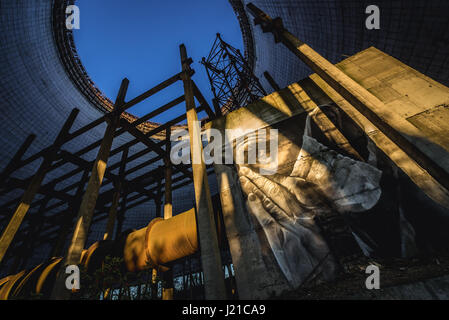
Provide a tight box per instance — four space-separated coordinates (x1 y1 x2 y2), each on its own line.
0 208 200 300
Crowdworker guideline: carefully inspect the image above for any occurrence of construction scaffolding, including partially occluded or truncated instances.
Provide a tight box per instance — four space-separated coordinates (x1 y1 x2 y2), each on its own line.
0 43 229 299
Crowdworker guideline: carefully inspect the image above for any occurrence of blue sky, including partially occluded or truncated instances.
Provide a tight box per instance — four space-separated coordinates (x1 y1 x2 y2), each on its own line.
73 0 243 122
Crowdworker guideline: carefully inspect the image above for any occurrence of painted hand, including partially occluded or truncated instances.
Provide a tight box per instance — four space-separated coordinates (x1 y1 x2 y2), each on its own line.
238 166 336 288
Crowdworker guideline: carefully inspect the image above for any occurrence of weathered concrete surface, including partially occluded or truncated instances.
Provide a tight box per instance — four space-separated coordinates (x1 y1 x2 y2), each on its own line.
208 84 310 298
337 47 449 176
207 79 381 297
181 43 227 300
214 164 290 299
205 83 307 137
208 46 449 298
241 0 449 91
310 48 449 210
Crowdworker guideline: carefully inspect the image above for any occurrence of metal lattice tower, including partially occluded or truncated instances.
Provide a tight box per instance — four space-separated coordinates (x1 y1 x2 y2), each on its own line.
201 34 266 114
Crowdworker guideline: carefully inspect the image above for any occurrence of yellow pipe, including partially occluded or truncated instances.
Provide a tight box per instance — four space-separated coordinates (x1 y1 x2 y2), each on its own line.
36 258 63 295
0 208 200 299
12 263 43 297
0 270 26 300
144 207 197 267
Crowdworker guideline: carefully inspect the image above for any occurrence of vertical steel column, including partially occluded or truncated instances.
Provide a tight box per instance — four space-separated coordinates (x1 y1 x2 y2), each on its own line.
180 44 226 300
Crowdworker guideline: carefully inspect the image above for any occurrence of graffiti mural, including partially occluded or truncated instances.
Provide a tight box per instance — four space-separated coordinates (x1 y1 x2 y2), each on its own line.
237 107 383 288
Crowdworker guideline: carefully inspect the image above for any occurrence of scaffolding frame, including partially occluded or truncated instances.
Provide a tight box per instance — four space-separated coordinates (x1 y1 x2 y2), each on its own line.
0 54 216 269
201 34 266 114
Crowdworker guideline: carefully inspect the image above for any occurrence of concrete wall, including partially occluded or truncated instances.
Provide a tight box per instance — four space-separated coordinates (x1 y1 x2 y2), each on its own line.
207 47 449 299
241 0 449 92
309 47 449 256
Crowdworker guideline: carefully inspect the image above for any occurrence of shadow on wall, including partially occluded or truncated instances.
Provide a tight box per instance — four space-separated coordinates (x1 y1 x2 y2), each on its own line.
233 85 449 290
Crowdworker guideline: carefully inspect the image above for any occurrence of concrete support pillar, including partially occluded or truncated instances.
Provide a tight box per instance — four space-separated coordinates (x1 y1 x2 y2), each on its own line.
0 108 79 264
214 164 289 299
65 79 127 265
162 127 174 300
247 3 449 205
103 149 128 241
151 268 158 299
115 195 127 237
180 44 226 300
51 79 129 299
50 169 90 258
0 134 36 184
155 175 162 218
164 127 173 220
161 271 174 300
103 191 121 241
9 192 50 274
